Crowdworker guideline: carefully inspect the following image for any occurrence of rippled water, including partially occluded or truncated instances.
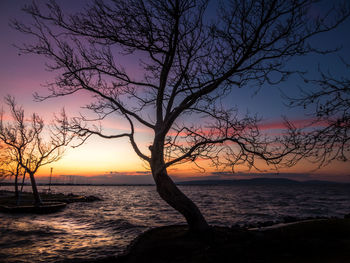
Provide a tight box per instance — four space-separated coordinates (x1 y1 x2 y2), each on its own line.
0 184 349 262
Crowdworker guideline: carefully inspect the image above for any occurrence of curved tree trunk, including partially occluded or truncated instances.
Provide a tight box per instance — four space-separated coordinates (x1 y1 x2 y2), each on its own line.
150 141 209 233
28 172 42 205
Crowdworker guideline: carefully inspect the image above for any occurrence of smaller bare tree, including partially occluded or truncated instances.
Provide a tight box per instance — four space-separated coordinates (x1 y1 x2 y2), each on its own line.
0 143 13 183
288 61 350 167
0 145 23 198
0 96 73 205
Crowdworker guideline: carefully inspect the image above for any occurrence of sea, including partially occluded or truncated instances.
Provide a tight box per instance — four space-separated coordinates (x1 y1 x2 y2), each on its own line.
0 183 349 263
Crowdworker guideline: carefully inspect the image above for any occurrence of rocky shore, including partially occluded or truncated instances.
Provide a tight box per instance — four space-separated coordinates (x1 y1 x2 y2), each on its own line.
94 218 350 263
234 214 350 229
0 190 101 207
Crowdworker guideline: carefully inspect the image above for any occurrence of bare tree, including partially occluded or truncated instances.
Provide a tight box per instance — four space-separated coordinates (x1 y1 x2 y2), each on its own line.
0 144 23 198
0 144 14 184
12 0 349 232
0 96 73 205
288 61 350 167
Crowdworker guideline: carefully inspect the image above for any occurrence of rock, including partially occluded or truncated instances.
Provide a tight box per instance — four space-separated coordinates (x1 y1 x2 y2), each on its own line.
283 216 298 223
257 221 275 227
84 195 102 202
111 219 350 263
230 224 241 230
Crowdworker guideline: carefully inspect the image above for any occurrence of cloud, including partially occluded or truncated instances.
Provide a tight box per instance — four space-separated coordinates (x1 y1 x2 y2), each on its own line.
211 171 236 176
134 171 152 175
106 170 151 176
33 172 154 185
100 118 153 134
165 118 328 140
258 118 327 130
211 171 312 178
170 171 314 183
67 173 154 184
210 171 281 177
107 171 120 174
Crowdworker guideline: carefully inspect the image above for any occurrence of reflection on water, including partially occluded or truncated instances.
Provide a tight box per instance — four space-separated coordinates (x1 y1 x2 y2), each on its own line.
1 212 121 262
0 184 349 262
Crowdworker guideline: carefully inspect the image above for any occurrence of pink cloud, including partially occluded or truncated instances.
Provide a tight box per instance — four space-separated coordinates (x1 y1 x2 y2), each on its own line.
164 118 330 144
99 118 153 134
258 118 328 130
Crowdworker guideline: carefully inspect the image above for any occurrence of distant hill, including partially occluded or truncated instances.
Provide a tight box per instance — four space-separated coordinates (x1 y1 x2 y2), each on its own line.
177 177 347 185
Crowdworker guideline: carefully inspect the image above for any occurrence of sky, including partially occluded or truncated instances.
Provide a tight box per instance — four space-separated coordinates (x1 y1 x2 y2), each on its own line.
0 0 349 183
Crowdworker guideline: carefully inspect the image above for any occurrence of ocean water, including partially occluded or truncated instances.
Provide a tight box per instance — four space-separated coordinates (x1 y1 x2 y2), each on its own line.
0 184 349 263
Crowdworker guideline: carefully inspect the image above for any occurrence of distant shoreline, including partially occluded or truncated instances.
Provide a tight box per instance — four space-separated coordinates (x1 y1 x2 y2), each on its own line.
1 177 349 187
0 182 156 187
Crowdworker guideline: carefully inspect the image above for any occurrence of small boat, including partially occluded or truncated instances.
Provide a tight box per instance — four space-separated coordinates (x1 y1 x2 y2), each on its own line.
0 201 67 214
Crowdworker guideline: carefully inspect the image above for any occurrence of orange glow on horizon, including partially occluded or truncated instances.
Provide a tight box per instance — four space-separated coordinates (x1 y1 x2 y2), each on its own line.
31 149 349 183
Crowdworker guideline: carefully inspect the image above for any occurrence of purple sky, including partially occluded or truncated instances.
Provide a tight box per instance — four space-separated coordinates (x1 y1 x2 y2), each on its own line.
1 1 350 183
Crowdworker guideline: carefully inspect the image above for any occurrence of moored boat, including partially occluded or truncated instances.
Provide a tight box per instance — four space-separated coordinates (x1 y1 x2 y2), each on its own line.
0 201 67 214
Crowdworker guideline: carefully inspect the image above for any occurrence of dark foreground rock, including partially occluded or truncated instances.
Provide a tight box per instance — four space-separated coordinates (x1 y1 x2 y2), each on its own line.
95 219 350 263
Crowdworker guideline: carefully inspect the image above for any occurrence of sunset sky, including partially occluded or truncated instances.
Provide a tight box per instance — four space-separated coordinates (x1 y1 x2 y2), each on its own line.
0 0 349 183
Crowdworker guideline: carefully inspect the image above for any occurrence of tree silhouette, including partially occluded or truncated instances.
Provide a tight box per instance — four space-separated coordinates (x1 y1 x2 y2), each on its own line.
289 60 350 166
12 0 349 231
0 96 72 205
0 143 23 198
